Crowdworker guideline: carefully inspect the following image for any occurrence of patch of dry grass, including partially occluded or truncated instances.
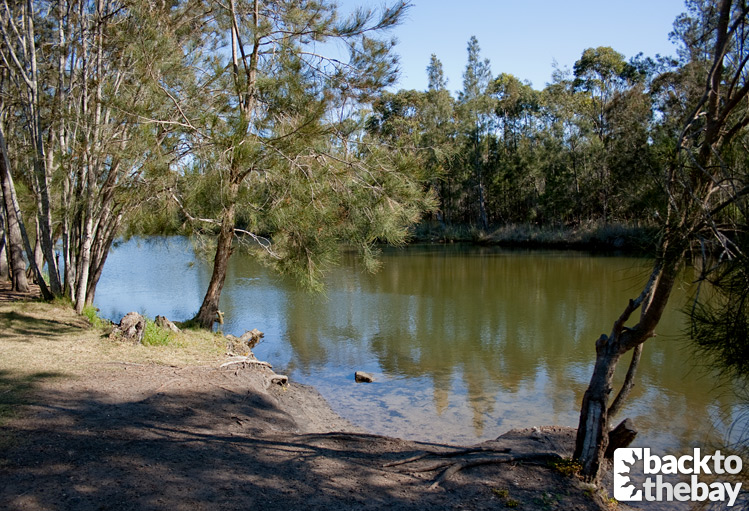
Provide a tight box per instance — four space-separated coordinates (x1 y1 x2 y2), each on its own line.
0 300 227 376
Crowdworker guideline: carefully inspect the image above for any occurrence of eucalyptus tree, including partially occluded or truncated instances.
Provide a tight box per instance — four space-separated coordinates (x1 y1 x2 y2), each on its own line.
572 46 644 224
574 0 749 480
488 73 541 223
0 123 29 292
176 0 432 328
0 0 58 296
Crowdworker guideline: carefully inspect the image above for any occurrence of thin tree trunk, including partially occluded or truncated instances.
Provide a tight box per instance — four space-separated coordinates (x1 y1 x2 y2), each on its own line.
607 343 643 422
24 0 62 296
0 212 9 280
0 126 30 293
27 216 44 283
193 202 236 328
85 211 121 306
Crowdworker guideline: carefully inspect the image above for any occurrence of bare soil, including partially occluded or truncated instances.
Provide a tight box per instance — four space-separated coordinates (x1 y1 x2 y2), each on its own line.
0 282 613 510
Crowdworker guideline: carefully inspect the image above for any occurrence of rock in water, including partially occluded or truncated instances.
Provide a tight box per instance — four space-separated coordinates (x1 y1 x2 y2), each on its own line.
111 312 146 344
355 371 374 383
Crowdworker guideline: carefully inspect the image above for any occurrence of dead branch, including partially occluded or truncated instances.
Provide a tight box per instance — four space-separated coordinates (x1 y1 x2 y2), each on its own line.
219 358 272 369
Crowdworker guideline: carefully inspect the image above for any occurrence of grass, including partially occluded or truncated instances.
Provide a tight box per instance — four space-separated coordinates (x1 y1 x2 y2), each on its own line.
492 487 520 507
82 303 110 330
0 300 226 375
142 318 179 347
549 457 582 477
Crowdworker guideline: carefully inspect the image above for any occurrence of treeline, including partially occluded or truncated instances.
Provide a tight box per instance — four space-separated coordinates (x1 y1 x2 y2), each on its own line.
367 39 686 231
0 0 747 325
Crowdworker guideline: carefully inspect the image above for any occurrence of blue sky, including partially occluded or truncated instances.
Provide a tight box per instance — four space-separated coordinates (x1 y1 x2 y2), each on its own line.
338 0 687 92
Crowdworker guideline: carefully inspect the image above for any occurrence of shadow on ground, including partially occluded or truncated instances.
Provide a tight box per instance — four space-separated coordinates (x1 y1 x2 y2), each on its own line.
0 310 90 342
0 367 442 510
0 365 601 511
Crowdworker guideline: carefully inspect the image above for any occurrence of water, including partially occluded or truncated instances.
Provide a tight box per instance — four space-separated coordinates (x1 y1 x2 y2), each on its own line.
94 237 745 453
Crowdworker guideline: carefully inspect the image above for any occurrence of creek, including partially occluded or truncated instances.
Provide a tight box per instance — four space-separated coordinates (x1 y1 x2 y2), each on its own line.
94 237 745 453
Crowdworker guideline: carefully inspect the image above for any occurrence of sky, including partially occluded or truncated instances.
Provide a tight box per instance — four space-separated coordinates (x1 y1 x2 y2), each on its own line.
338 0 688 93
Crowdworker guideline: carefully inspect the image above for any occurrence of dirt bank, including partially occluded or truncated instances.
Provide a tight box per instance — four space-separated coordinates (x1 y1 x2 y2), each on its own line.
0 286 612 510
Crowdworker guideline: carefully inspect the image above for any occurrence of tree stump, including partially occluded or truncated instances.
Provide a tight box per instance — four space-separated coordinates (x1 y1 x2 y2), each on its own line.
110 312 146 344
155 315 180 333
605 418 638 459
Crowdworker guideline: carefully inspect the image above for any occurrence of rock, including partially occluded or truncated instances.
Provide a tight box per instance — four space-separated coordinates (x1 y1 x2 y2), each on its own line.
110 312 146 344
355 371 374 383
270 375 288 386
155 315 180 333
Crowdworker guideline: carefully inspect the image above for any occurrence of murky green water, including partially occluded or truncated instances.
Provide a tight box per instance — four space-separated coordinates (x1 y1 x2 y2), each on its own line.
95 237 744 452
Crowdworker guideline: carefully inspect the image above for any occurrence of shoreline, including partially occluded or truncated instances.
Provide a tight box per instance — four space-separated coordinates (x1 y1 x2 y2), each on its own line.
410 221 658 254
0 291 615 510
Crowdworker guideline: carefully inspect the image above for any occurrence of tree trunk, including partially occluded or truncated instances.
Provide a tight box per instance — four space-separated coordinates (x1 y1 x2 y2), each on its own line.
193 203 236 329
1 209 10 281
0 128 30 293
574 336 621 480
574 250 680 481
27 217 44 283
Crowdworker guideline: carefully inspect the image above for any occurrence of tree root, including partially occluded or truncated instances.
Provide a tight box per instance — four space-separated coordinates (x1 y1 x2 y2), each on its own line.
386 448 563 489
219 358 272 369
383 446 511 467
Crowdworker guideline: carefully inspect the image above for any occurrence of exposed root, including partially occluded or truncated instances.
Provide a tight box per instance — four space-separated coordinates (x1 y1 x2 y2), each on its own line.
383 446 511 467
387 448 563 489
219 358 272 369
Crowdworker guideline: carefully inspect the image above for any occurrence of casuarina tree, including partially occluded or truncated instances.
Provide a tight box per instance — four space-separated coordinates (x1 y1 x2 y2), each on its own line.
173 0 432 328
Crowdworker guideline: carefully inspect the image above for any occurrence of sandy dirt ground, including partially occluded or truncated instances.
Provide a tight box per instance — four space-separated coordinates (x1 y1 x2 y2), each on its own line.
0 283 612 510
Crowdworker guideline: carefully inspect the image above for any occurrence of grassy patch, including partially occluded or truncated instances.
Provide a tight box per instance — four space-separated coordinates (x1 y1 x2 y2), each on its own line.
492 487 520 507
549 457 582 477
81 304 110 330
142 319 184 347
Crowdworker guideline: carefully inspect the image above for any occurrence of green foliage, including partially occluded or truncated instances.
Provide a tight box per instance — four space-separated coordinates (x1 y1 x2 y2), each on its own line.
549 457 582 477
82 305 108 330
142 319 178 347
689 248 749 382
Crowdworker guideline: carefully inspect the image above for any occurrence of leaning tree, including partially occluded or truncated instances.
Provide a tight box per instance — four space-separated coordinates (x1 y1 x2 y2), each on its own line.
574 0 749 480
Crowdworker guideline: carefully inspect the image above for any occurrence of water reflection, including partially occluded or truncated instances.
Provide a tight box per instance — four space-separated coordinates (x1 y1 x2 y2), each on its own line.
95 238 743 450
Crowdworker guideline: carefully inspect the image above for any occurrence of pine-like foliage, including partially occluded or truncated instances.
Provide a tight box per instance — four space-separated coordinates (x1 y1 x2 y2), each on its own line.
690 245 749 382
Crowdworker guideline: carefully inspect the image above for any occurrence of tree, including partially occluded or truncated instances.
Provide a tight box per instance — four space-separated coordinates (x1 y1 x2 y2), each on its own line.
573 46 644 224
488 73 541 223
574 0 749 480
177 0 432 328
457 36 493 230
0 124 29 292
1 0 200 311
